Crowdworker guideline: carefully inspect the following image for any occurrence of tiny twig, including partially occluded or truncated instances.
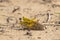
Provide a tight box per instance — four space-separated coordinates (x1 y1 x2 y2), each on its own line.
0 0 10 2
12 7 20 13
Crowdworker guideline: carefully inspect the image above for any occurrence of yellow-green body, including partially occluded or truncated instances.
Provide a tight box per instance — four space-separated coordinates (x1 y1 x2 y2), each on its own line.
20 17 37 28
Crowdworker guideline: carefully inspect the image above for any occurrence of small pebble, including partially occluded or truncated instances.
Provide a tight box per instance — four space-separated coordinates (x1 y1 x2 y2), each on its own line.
45 31 48 33
38 37 41 39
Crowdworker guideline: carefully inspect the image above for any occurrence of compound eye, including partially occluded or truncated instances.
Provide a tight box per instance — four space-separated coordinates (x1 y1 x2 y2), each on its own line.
19 18 22 20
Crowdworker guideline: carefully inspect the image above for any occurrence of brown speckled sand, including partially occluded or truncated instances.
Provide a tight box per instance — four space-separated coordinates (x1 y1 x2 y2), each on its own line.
0 0 60 40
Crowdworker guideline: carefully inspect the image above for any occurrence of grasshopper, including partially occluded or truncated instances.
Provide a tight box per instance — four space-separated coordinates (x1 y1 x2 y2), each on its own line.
19 17 45 30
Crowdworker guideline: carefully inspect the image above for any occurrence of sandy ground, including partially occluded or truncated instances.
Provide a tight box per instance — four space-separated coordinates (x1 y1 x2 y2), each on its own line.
0 0 60 40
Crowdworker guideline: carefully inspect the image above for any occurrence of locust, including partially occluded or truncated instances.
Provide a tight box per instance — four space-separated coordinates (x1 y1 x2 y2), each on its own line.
19 17 45 30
